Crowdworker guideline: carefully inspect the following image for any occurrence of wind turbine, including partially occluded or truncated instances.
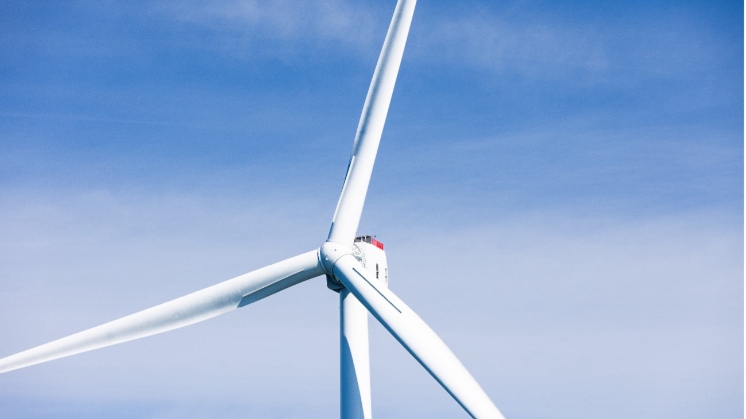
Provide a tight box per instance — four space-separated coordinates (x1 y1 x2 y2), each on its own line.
0 1 505 418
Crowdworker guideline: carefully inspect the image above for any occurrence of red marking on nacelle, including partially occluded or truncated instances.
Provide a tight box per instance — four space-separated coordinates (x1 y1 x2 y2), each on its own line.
355 235 384 250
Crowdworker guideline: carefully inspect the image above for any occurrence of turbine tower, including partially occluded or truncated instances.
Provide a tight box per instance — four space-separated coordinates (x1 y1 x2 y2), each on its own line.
0 1 505 418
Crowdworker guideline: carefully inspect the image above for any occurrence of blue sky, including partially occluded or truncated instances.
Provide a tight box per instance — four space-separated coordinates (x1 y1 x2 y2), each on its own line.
0 1 742 418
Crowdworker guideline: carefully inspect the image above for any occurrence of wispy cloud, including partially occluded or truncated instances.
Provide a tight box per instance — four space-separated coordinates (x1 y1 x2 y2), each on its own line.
147 0 387 56
414 11 607 78
405 3 733 88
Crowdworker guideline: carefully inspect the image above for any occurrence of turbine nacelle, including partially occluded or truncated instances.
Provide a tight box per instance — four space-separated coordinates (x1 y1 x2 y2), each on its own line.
324 236 389 292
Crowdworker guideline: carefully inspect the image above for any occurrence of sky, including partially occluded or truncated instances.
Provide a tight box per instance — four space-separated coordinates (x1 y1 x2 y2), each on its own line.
0 0 742 418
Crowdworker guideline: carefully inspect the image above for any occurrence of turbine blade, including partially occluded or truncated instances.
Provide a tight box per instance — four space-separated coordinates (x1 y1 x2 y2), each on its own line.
327 0 417 245
330 253 505 419
0 249 324 374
